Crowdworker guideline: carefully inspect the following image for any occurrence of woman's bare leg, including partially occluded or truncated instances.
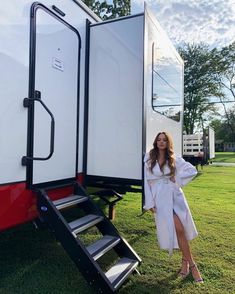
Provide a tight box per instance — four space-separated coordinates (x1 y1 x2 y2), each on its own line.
174 213 203 281
173 214 193 261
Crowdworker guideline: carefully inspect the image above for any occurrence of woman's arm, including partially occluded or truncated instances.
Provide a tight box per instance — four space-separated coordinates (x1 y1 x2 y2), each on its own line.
175 157 198 187
143 162 155 211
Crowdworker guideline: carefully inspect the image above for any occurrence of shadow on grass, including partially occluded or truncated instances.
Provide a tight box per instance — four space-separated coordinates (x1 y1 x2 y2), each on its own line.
120 271 191 294
0 223 54 280
0 223 95 294
124 230 152 248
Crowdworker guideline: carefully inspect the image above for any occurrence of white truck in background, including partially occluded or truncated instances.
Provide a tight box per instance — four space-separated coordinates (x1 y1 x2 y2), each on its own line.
183 127 215 166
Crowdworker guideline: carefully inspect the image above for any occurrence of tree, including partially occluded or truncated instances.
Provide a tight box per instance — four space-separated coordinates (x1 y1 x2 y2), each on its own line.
82 0 130 20
210 105 235 142
214 42 235 100
226 106 235 142
178 43 223 134
211 42 235 141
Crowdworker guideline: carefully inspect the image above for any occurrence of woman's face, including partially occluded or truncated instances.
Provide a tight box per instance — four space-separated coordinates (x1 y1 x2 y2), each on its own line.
156 133 168 150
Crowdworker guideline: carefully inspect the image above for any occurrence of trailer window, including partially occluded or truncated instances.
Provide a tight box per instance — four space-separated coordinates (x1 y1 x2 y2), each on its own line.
152 42 183 121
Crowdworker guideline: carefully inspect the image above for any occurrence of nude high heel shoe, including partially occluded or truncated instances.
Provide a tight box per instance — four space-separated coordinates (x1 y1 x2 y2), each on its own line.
189 263 204 283
177 258 190 279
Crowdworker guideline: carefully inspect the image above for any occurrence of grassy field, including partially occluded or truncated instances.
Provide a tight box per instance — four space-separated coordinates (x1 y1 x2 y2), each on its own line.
0 165 235 294
213 152 235 163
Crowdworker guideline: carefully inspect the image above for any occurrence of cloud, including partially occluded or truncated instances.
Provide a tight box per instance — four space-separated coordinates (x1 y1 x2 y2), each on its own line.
131 0 235 48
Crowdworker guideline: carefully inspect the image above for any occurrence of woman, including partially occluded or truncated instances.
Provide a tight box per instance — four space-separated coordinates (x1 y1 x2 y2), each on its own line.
144 131 203 283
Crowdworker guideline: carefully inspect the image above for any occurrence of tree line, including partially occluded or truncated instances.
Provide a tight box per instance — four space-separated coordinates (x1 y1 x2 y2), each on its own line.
179 42 235 142
82 0 130 20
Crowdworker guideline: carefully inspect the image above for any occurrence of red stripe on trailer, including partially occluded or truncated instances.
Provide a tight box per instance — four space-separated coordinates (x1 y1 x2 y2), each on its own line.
0 183 36 231
0 176 83 232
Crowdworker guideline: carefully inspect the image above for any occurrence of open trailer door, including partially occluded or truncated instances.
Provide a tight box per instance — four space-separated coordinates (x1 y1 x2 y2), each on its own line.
23 3 81 187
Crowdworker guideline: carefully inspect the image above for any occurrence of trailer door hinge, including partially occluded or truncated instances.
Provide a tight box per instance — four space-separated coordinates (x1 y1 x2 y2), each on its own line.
23 98 31 108
21 156 31 166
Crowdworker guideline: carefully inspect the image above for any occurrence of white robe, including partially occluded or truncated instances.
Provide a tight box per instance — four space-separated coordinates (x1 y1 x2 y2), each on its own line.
144 154 198 254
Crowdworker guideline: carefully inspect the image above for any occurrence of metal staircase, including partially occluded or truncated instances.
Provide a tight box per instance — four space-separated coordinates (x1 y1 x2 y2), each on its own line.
36 182 141 293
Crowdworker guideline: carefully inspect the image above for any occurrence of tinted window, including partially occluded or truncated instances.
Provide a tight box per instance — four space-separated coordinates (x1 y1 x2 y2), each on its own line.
152 42 183 121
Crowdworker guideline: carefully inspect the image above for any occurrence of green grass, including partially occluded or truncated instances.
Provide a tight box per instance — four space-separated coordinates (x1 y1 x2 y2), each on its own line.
214 152 235 163
0 166 235 293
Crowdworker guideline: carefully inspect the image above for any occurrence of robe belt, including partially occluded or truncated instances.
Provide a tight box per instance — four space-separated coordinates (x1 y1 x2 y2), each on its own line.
147 177 171 185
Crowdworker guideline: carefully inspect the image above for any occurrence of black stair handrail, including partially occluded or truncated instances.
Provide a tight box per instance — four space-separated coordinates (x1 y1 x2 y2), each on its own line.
22 92 55 165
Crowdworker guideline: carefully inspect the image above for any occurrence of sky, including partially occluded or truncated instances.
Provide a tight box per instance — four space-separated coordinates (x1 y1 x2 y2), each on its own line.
131 0 235 48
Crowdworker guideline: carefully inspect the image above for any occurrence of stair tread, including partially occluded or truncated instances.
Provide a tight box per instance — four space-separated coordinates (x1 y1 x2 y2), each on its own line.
53 194 87 209
69 214 104 234
38 186 141 292
86 235 121 260
105 257 139 289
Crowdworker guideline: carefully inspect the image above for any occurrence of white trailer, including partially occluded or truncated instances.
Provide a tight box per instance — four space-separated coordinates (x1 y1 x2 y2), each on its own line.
183 127 215 166
208 127 215 159
86 6 184 186
0 0 100 189
0 1 184 214
0 1 183 291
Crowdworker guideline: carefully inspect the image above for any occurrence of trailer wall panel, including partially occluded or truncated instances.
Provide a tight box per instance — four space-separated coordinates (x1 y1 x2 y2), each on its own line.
88 16 144 180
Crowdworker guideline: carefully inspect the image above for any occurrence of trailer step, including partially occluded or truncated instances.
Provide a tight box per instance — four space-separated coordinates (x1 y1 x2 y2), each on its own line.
86 235 121 261
105 257 139 290
69 214 104 234
53 195 88 210
37 182 141 293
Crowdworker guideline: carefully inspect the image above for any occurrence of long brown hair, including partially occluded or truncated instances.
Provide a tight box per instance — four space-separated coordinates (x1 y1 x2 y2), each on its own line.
148 132 175 175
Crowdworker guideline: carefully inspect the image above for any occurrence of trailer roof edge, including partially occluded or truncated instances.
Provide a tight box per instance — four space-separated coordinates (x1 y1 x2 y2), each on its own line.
71 0 101 22
90 12 144 27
